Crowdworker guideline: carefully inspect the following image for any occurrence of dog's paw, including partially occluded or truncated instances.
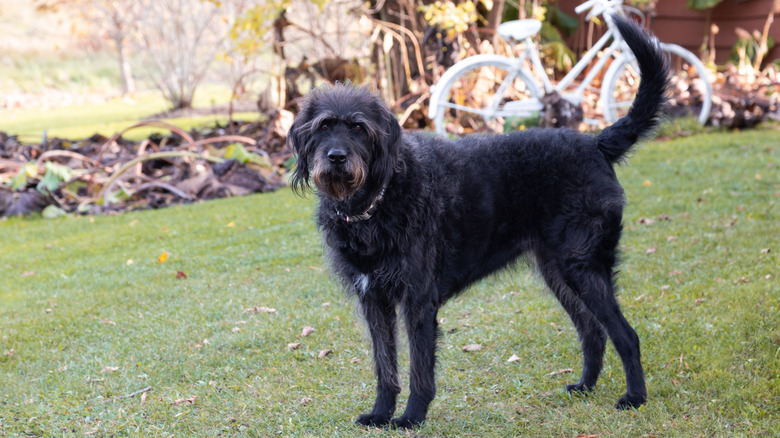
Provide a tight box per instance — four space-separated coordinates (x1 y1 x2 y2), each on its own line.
355 413 391 427
565 381 594 394
390 415 423 429
615 393 646 410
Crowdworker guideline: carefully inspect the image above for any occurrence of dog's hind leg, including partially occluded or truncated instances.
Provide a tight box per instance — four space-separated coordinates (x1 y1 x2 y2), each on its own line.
547 204 646 409
538 259 607 394
392 297 440 428
356 296 401 427
561 265 646 410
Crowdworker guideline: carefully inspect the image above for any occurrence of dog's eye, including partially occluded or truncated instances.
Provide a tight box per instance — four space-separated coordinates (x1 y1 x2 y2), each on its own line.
351 123 362 131
320 123 328 131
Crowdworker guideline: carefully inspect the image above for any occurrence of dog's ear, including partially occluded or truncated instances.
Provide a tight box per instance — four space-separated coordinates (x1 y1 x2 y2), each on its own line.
288 109 312 196
382 108 402 156
369 100 402 186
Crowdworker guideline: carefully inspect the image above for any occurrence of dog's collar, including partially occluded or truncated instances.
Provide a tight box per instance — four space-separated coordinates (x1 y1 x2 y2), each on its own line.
337 187 386 223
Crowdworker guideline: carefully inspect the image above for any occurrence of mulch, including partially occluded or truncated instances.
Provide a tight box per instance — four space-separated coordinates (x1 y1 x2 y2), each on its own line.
0 109 294 218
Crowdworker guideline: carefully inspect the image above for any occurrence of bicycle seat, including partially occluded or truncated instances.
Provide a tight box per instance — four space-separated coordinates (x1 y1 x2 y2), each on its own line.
497 19 542 44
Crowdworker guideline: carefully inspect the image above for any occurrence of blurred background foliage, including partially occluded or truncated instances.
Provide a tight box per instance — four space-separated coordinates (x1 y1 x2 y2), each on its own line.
0 0 775 122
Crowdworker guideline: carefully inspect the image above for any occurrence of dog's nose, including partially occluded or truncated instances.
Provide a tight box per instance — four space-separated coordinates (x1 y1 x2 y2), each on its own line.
327 148 347 164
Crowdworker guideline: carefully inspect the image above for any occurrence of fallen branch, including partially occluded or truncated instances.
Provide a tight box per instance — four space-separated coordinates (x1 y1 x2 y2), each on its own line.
132 181 195 201
104 385 153 402
36 150 98 167
98 151 224 203
120 386 153 399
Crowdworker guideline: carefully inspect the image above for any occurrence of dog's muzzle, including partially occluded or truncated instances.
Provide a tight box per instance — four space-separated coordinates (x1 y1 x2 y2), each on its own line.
311 150 367 201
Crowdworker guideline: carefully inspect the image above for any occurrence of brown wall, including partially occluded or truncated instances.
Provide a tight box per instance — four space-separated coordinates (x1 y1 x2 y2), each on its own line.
555 0 780 65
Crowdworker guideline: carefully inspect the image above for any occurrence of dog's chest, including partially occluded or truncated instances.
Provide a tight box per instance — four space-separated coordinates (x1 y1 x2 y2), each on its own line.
326 222 387 265
323 213 417 289
353 272 370 297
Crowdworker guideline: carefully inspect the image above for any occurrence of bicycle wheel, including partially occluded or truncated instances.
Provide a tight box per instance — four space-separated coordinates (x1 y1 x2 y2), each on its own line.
428 55 542 135
601 43 713 125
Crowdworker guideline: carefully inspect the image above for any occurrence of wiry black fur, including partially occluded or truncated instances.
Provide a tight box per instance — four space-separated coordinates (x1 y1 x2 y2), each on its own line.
288 15 669 428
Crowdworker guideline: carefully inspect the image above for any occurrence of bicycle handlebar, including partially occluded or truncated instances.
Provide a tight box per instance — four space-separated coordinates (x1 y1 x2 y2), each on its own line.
574 0 598 14
574 0 624 17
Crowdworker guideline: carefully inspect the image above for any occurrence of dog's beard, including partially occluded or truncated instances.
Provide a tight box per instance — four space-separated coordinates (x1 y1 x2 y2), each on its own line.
311 155 367 202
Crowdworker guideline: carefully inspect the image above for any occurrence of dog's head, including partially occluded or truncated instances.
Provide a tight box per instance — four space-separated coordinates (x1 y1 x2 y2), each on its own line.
288 84 401 202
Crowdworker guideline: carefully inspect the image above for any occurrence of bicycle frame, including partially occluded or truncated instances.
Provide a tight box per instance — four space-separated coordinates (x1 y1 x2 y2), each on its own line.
483 13 627 119
520 14 625 104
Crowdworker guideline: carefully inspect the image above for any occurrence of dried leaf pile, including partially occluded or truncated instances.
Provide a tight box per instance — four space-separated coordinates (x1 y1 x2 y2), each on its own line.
0 110 294 218
707 63 780 128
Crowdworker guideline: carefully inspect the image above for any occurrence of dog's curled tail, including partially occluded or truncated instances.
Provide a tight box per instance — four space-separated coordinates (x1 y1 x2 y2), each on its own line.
597 14 669 163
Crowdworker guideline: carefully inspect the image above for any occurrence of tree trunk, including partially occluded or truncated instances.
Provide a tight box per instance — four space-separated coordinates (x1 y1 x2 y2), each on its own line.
487 0 506 48
115 35 136 96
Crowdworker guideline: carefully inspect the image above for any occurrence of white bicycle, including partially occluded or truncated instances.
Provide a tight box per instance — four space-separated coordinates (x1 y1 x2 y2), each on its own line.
428 0 713 134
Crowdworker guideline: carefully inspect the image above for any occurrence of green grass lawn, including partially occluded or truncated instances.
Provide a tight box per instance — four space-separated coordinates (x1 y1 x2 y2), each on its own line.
0 126 778 436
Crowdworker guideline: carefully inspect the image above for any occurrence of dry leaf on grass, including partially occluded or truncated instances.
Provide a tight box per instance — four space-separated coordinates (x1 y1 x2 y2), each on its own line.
462 344 482 352
100 318 116 325
301 326 315 337
549 368 573 376
318 349 333 359
172 396 197 406
176 271 187 279
100 366 119 373
287 342 301 350
243 306 277 314
507 354 521 362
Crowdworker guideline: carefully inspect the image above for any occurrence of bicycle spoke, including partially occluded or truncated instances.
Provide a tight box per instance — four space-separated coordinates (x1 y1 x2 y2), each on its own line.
437 101 491 115
430 58 541 134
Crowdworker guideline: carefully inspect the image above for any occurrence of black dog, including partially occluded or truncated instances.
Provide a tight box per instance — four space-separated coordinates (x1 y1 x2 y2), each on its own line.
288 15 668 428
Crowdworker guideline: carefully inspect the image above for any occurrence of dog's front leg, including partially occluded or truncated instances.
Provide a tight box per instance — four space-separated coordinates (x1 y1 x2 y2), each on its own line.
356 296 400 427
392 299 439 428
